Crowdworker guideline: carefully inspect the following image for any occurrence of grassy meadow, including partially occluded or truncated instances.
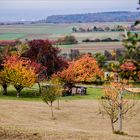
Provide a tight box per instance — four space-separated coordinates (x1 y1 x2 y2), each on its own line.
0 84 104 101
0 84 139 101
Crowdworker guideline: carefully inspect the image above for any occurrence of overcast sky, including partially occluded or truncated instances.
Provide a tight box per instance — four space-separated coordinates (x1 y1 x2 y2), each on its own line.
0 0 138 22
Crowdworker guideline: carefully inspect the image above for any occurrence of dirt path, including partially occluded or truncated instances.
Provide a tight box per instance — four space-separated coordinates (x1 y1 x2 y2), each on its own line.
0 99 140 140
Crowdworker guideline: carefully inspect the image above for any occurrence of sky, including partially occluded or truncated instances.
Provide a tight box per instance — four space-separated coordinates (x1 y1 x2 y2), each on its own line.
0 0 139 22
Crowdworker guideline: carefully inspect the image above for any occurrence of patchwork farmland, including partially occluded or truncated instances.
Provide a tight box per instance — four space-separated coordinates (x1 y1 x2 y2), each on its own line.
0 23 131 53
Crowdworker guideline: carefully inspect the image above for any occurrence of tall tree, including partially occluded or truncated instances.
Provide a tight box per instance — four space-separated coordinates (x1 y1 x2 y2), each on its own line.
24 39 68 78
1 55 36 97
0 45 17 95
123 31 140 62
30 61 47 94
57 54 104 84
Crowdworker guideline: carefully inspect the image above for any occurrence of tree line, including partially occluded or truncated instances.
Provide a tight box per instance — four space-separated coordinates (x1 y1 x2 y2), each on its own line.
72 25 140 33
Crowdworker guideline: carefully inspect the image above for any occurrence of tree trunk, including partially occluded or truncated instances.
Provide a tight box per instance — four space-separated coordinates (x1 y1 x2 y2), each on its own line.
118 91 123 132
15 85 23 98
50 103 54 118
17 91 20 98
2 84 7 95
37 82 42 94
57 97 60 110
111 119 115 133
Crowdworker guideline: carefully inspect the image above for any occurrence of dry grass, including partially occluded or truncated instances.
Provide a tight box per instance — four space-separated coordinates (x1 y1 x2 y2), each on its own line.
0 99 140 140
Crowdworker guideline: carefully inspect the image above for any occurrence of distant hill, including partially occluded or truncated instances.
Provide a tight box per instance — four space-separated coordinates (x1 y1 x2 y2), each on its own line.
37 11 140 23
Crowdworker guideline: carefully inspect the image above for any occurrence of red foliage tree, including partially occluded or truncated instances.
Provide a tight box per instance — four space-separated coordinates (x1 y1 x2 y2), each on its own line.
120 60 139 81
30 61 47 82
30 61 47 94
24 39 68 78
120 61 136 71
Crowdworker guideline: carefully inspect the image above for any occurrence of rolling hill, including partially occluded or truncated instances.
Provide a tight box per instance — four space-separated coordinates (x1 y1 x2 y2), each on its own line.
39 11 140 23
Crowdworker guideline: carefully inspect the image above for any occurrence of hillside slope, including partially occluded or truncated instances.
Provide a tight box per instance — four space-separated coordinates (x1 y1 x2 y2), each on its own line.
43 11 140 23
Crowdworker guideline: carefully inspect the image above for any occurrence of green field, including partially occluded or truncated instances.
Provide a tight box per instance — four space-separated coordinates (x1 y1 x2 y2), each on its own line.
0 24 73 40
0 33 26 40
0 84 139 101
0 84 104 101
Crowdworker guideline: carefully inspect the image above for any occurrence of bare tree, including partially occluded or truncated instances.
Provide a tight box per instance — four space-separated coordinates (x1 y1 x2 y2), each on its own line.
100 81 137 134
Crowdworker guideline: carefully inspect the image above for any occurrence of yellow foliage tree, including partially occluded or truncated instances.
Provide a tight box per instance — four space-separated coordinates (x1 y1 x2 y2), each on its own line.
50 76 63 109
2 55 36 97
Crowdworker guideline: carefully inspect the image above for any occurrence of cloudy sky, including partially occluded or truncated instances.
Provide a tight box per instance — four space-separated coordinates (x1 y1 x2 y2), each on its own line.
0 0 138 22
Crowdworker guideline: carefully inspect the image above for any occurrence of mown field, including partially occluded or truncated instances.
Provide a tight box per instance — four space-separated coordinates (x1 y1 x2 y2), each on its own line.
0 99 140 140
0 85 140 140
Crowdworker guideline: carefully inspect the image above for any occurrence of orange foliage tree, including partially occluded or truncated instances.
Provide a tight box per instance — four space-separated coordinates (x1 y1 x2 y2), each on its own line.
1 55 36 97
57 54 104 84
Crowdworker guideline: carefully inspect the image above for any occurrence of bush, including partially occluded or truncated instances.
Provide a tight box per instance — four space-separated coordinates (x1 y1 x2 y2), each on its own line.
57 35 78 45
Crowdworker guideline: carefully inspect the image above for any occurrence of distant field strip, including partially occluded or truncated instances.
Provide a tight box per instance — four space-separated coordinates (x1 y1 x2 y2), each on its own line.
59 42 123 53
0 23 126 41
0 33 26 40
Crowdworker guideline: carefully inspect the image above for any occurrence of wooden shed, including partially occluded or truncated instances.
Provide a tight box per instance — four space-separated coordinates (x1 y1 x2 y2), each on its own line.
62 83 87 96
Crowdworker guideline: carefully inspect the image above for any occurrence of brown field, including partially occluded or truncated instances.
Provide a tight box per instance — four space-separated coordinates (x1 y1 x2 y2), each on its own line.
0 99 140 140
59 42 123 54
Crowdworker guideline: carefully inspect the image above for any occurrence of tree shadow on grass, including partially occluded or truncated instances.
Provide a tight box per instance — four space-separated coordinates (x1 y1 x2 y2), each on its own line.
0 88 41 100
